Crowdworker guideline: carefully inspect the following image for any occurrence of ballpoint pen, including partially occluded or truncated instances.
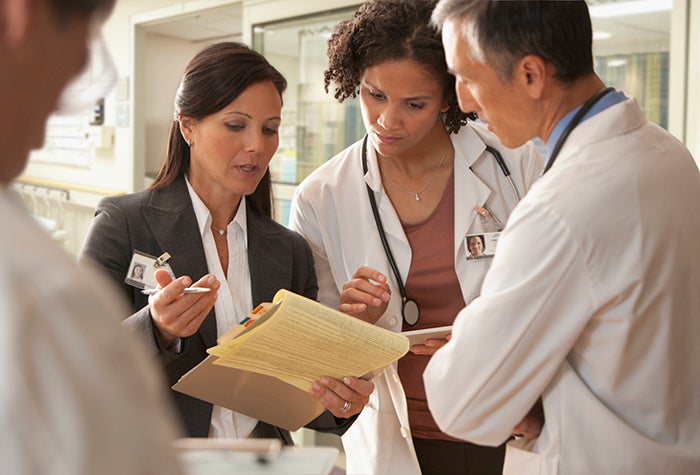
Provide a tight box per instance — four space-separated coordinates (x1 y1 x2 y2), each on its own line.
141 287 212 295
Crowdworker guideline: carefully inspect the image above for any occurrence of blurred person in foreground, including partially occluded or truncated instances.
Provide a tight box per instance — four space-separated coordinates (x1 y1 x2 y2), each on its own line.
425 1 700 474
0 0 184 473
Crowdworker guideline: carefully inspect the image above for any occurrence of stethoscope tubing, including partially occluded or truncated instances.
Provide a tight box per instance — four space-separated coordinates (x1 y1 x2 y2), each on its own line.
361 134 517 326
543 87 615 174
485 144 521 203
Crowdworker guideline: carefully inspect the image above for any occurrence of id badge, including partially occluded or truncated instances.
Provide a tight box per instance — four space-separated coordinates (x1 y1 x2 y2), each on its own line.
125 251 175 290
466 205 504 260
465 232 500 260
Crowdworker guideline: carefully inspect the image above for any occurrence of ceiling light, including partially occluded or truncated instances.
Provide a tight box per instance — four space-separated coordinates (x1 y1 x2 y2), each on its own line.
606 59 628 67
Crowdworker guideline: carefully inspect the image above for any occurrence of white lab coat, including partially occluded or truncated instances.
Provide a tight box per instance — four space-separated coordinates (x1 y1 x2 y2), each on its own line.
424 98 700 474
0 189 184 475
289 123 542 475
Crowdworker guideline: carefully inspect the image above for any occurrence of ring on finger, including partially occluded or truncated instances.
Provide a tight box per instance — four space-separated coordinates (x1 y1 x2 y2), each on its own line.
340 400 351 412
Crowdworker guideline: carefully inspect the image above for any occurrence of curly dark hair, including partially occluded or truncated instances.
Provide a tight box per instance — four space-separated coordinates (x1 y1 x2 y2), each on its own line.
324 0 474 134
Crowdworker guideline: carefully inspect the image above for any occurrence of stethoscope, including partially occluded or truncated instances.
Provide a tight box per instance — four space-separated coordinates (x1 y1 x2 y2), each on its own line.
362 135 518 326
543 86 615 174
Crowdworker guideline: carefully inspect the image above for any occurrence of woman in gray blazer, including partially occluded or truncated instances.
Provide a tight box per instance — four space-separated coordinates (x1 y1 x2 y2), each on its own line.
80 42 372 443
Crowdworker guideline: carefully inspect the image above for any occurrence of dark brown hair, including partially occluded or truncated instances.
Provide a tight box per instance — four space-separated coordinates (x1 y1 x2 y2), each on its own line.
324 0 473 134
151 42 287 218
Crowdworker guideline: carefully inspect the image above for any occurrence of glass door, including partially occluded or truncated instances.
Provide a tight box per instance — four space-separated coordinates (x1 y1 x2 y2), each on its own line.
590 0 673 128
253 7 362 224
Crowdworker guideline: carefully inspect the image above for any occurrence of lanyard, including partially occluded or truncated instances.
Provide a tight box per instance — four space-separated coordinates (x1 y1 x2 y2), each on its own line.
543 87 615 174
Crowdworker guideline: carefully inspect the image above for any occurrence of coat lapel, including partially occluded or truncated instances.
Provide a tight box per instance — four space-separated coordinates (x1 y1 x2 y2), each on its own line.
453 128 495 253
139 177 217 348
246 204 292 307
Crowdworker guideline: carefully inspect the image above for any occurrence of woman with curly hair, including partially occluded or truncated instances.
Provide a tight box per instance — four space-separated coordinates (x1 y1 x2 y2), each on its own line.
289 1 542 473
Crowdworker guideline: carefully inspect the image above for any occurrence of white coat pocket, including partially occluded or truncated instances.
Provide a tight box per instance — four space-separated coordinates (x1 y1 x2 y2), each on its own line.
503 437 542 475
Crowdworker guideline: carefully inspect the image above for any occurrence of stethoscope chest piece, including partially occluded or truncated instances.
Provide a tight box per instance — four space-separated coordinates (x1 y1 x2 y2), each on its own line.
402 298 420 326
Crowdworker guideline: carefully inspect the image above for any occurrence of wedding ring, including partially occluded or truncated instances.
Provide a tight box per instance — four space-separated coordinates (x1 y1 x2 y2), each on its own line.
340 400 351 412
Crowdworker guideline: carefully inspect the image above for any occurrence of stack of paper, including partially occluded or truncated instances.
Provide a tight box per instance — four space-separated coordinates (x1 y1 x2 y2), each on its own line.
173 289 410 430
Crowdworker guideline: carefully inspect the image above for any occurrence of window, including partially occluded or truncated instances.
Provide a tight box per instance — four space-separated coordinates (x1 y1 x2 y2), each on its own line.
590 0 672 128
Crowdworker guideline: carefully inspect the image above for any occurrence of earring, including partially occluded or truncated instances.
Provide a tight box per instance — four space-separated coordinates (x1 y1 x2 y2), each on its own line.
187 138 192 147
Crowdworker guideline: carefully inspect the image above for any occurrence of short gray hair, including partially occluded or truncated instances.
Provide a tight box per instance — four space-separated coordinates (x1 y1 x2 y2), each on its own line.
430 0 480 30
431 0 594 83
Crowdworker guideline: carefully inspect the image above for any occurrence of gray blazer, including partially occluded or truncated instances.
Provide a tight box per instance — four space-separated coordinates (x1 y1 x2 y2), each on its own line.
80 176 354 443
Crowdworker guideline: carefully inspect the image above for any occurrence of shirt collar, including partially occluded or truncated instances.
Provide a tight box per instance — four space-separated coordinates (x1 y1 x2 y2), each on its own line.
184 175 248 249
545 89 627 167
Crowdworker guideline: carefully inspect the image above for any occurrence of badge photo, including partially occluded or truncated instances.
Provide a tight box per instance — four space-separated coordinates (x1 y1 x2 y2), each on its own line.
125 251 175 289
465 232 500 260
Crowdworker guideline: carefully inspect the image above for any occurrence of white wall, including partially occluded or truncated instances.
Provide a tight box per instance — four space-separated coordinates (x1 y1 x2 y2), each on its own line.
144 34 204 177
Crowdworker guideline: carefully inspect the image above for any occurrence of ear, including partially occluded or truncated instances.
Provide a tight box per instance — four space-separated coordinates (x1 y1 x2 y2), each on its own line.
178 114 195 143
0 0 30 46
440 97 450 113
516 54 548 100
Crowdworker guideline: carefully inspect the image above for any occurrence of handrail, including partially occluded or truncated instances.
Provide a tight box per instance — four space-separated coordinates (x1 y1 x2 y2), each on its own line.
14 175 126 197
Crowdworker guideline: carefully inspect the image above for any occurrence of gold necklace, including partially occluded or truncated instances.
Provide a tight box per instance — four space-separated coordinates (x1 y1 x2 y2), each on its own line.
382 143 450 201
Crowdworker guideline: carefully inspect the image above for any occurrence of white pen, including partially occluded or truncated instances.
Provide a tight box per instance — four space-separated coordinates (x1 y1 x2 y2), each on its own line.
141 287 212 295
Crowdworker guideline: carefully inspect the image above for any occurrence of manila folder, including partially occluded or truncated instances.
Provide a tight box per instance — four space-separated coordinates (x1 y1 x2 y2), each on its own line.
172 354 324 432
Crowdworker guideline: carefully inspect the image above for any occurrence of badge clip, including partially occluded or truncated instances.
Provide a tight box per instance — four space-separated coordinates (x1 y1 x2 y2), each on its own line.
474 204 505 229
474 205 490 223
154 252 171 268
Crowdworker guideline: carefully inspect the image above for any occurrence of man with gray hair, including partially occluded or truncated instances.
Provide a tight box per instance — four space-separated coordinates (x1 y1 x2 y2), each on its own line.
425 1 700 473
0 1 183 473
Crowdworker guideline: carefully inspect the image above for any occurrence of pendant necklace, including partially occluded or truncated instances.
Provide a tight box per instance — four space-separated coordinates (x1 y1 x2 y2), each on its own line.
211 225 227 236
382 143 449 201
